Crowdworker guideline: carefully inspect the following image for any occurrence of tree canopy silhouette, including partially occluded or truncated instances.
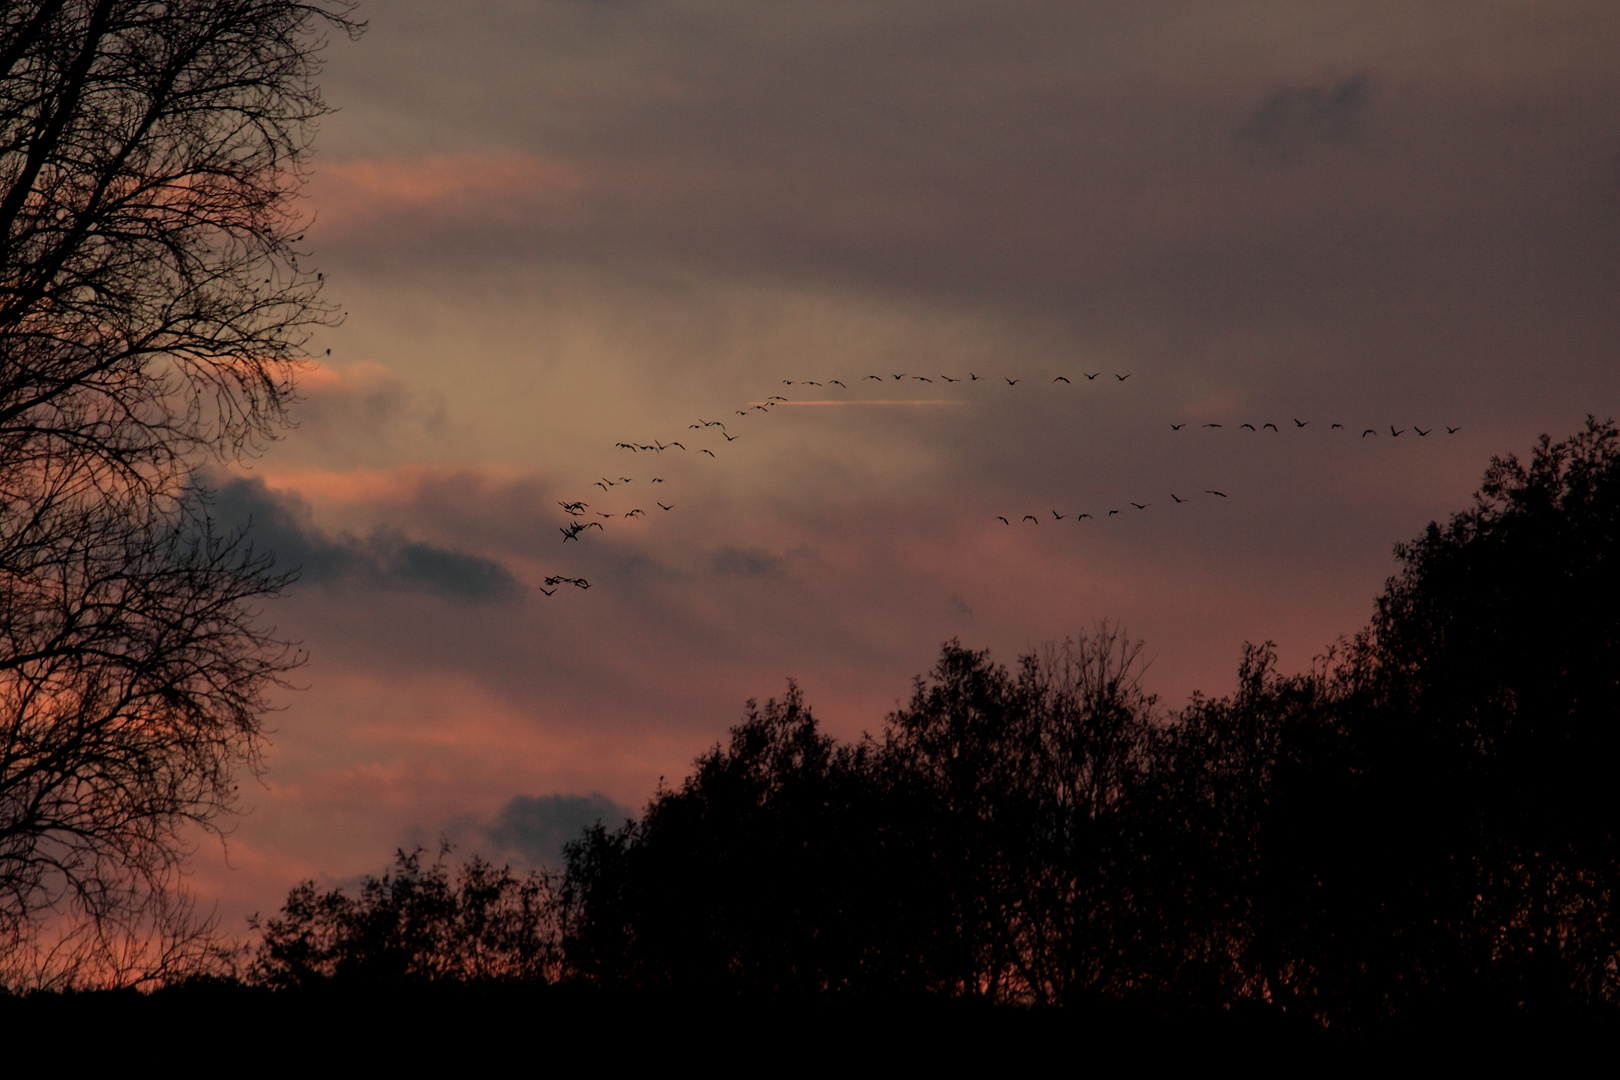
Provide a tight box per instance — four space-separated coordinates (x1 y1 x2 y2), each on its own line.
0 1 359 986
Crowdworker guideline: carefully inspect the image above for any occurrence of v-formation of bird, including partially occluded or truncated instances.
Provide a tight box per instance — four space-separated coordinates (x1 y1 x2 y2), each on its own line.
545 370 1460 594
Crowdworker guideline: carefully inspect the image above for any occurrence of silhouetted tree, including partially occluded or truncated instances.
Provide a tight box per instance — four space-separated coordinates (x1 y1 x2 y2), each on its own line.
0 1 360 983
251 847 560 988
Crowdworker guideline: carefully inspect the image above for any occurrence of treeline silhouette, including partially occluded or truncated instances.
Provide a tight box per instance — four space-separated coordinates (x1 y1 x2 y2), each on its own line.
16 420 1616 1044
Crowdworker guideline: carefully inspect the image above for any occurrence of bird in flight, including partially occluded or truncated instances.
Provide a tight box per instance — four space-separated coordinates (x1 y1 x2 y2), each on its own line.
723 431 739 441
940 375 960 382
970 372 982 381
804 381 821 386
700 448 716 456
651 478 665 483
558 501 587 515
1362 429 1377 437
1262 423 1279 432
539 586 556 596
1293 418 1308 427
1053 376 1070 384
1171 493 1185 503
1331 423 1344 430
767 395 787 402
1131 502 1149 510
668 441 686 450
830 380 846 387
560 524 583 542
865 374 883 381
1052 510 1066 520
1241 423 1257 431
892 373 907 380
597 512 613 518
658 502 673 510
1446 425 1460 434
1170 423 1185 430
1204 423 1223 428
783 380 793 385
1414 426 1431 436
1023 515 1040 524
1077 513 1093 520
914 376 933 383
1115 373 1131 381
1205 490 1227 498
1108 509 1120 516
593 480 610 491
616 442 637 451
624 509 645 518
1083 372 1099 380
1006 377 1020 386
1390 426 1404 436
995 516 1010 525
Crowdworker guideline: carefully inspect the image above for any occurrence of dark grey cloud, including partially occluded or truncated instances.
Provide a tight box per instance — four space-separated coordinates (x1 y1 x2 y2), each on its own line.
207 475 519 601
1235 74 1370 164
484 793 636 866
711 545 788 578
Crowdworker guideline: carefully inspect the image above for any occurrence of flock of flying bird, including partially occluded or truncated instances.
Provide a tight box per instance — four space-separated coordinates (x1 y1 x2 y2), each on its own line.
542 369 1460 593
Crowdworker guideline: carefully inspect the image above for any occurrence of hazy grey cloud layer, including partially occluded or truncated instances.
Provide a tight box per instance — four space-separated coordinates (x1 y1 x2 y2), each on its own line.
211 475 519 601
190 1 1620 928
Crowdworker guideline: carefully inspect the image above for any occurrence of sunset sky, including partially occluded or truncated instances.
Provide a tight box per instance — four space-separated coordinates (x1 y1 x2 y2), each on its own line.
193 0 1620 926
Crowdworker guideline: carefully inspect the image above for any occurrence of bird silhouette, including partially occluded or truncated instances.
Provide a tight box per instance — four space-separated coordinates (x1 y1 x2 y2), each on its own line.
830 380 846 387
804 381 821 386
593 481 609 491
1052 510 1066 520
970 372 981 381
1131 502 1149 510
1446 425 1460 434
892 373 906 380
1241 423 1256 431
767 396 787 402
1171 423 1185 430
1115 373 1131 381
783 380 793 385
667 442 685 450
539 586 557 596
1083 372 1099 380
1171 493 1185 503
865 375 883 381
914 376 933 382
1263 423 1279 432
1414 426 1431 436
995 516 1010 525
1204 423 1223 428
941 375 960 382
1293 418 1308 427
1053 376 1070 384
624 509 645 518
616 442 637 451
1023 515 1039 523
651 477 665 483
1331 423 1344 429
722 431 738 441
586 522 603 531
1390 426 1404 436
1362 429 1377 437
689 424 702 430
597 512 613 518
1077 513 1093 520
1006 377 1020 386
1108 509 1120 516
700 449 715 456
560 525 582 542
1205 490 1227 498
658 502 673 510
737 410 749 416
558 501 587 514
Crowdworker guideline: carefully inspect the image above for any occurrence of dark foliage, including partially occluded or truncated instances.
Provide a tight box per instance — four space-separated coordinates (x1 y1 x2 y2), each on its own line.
249 846 560 988
247 421 1620 1032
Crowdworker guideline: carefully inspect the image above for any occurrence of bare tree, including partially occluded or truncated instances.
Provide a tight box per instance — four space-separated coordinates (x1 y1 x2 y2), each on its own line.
0 1 360 983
